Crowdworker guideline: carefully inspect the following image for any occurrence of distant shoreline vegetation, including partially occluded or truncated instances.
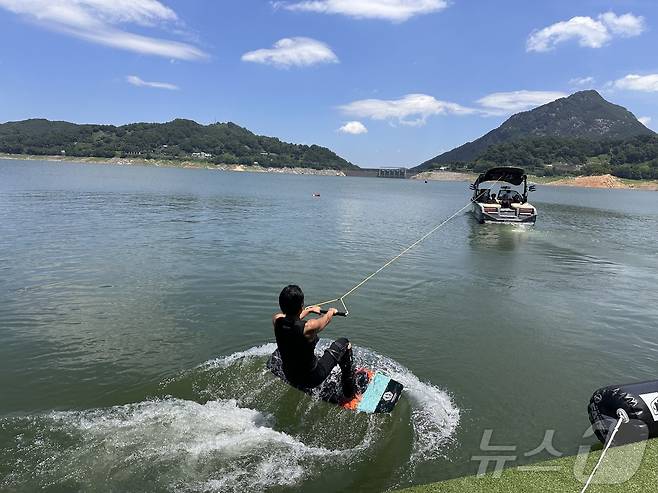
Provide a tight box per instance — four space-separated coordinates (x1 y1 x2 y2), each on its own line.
426 135 658 181
0 153 348 177
0 119 357 171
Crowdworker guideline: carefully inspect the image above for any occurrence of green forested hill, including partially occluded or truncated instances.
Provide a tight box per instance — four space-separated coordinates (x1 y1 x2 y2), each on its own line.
0 118 357 170
417 90 655 173
471 134 658 179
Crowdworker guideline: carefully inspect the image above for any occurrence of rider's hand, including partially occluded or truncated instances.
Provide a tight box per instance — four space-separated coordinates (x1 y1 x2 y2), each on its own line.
327 308 338 316
308 305 322 315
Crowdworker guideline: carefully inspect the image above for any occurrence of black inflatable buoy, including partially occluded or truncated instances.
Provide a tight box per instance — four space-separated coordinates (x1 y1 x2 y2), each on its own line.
588 380 658 444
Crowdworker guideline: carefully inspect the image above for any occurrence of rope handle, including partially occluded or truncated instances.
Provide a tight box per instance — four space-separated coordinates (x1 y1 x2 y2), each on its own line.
318 309 347 317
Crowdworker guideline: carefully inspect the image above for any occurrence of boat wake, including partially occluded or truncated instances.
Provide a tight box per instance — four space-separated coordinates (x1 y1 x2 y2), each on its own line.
197 341 461 464
0 342 459 492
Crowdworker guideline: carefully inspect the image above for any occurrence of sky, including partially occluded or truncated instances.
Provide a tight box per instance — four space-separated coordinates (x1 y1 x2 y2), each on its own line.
1 0 658 168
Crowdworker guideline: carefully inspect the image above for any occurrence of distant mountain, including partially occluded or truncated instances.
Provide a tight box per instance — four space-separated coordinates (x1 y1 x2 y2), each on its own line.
0 118 357 170
416 90 655 170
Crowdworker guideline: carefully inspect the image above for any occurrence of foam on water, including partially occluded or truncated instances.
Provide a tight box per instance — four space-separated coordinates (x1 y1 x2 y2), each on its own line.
199 342 278 370
0 343 459 492
2 399 353 492
349 344 461 464
201 341 461 464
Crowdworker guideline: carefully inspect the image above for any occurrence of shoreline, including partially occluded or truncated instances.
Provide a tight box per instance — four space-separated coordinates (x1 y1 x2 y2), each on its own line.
539 173 658 190
413 170 658 191
412 171 477 182
3 154 657 190
0 153 347 177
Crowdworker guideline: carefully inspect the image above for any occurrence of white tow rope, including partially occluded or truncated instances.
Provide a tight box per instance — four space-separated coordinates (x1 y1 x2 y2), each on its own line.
315 183 496 314
580 409 630 493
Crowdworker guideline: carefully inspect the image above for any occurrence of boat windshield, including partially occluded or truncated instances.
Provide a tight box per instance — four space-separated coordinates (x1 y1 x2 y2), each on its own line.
476 185 525 204
497 189 523 203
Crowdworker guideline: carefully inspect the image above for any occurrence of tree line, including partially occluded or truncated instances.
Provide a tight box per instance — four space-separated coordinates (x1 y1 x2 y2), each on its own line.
0 119 356 170
431 135 658 180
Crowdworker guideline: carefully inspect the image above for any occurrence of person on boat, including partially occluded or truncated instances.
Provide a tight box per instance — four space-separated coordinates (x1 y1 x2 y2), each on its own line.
272 285 356 399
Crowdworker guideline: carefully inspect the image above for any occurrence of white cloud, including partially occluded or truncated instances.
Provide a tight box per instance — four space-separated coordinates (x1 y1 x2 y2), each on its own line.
242 37 338 68
339 91 568 126
528 16 611 51
612 74 658 92
276 0 448 22
527 12 645 52
570 76 595 87
0 0 207 60
126 75 179 90
338 121 368 134
477 91 567 114
340 94 474 126
599 12 645 37
638 116 652 127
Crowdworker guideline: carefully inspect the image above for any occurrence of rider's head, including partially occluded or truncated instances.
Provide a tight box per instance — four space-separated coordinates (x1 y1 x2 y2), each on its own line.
279 285 304 317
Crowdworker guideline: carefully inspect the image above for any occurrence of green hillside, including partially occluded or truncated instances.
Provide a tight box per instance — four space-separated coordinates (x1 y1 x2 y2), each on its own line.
0 118 357 170
417 91 655 172
471 134 658 179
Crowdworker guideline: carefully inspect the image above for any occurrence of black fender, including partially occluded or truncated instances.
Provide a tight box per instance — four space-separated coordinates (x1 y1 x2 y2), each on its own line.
588 380 658 444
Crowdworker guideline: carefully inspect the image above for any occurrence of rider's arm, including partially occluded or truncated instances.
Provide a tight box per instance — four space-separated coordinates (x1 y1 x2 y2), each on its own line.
272 313 284 329
299 305 320 319
303 308 337 338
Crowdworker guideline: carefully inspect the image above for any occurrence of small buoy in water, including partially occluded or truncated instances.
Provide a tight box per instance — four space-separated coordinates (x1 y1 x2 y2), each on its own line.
588 380 658 444
313 193 321 197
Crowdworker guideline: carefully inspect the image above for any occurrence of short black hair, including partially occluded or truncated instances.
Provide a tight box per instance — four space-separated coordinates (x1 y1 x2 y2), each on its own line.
279 285 304 316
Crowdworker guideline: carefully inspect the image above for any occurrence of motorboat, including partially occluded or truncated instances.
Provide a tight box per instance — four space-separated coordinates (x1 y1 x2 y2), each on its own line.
470 167 537 224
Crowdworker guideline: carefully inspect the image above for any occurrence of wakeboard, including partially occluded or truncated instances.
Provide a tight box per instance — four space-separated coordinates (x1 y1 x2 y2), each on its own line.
267 350 403 414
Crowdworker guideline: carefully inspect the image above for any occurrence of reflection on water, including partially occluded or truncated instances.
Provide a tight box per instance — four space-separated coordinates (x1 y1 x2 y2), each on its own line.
467 218 532 251
1 160 658 491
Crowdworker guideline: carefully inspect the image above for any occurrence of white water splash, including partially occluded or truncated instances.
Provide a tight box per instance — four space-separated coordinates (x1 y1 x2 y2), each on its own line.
201 341 460 464
37 398 351 492
199 343 278 370
349 344 461 463
1 343 459 492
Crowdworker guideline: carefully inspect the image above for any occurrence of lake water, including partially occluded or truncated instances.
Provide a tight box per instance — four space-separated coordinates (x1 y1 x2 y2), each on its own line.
1 159 657 492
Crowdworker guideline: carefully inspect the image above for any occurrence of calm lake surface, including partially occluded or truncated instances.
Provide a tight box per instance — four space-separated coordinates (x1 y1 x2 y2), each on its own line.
1 159 657 492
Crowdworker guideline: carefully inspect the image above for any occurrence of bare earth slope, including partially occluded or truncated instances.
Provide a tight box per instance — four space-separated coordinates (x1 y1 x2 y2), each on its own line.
546 174 658 190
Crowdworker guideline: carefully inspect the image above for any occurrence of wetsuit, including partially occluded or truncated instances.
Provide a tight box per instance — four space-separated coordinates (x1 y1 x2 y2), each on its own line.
274 316 355 397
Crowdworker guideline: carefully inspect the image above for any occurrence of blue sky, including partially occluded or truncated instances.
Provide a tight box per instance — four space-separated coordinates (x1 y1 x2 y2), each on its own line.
1 0 658 167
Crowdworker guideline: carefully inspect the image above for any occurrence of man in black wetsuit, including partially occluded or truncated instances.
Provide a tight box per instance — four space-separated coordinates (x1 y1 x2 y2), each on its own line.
272 285 356 399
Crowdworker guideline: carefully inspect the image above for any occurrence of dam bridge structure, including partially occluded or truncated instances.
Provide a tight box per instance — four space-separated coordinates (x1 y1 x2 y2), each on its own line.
377 167 408 179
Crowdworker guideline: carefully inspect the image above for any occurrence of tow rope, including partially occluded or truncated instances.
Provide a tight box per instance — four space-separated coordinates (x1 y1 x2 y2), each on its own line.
314 183 495 315
580 409 629 493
